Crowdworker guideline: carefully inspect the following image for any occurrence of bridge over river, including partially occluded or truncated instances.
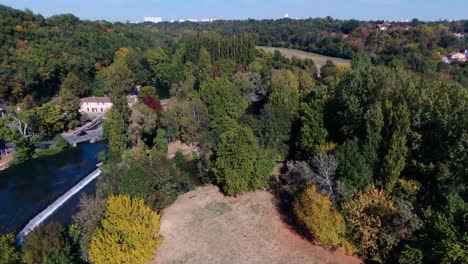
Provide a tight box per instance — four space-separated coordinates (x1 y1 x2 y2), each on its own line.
62 117 104 146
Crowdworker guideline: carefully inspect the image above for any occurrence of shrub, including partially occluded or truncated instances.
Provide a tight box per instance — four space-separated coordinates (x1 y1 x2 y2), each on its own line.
294 184 352 252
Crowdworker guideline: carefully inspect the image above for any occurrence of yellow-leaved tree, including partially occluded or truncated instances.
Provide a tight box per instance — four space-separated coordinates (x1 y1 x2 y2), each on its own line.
89 195 162 264
294 184 353 253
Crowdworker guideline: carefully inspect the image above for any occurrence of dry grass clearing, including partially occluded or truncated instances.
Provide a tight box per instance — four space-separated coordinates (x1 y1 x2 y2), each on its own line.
152 185 361 264
258 46 351 73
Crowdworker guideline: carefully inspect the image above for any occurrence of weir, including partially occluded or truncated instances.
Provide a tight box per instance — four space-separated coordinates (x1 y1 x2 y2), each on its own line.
16 167 102 243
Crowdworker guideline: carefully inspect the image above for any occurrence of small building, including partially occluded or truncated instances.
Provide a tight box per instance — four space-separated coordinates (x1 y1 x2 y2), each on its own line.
377 23 389 31
79 97 112 117
79 96 138 117
448 51 467 63
454 33 464 39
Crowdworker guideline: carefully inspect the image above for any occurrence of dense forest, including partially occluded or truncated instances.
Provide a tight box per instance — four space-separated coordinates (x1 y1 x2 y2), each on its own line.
0 4 466 264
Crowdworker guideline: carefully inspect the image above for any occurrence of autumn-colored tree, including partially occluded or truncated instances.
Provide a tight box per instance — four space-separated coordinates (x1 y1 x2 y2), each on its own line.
141 94 163 113
294 184 352 252
89 195 163 264
343 189 420 263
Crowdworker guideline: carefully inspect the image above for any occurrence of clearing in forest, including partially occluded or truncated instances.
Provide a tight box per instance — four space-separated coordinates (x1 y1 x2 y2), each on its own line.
258 46 351 73
152 185 361 264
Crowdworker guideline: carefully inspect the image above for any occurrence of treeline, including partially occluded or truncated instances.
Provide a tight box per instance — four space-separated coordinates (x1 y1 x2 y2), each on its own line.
184 32 255 65
0 4 156 103
147 17 468 86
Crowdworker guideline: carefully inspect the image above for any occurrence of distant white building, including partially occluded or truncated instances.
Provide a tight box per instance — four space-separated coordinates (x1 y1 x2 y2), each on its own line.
284 13 289 18
144 16 162 23
454 33 464 39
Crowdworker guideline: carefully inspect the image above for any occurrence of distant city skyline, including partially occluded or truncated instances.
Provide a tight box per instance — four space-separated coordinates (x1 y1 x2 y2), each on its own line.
0 0 466 22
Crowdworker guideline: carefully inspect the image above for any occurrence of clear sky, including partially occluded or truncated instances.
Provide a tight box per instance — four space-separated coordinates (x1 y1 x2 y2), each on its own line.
0 0 466 22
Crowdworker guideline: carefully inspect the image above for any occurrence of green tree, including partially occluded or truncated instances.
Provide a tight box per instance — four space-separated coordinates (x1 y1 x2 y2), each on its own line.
152 128 168 156
37 102 66 137
97 60 132 118
0 233 20 264
21 222 74 264
269 69 299 113
213 126 273 196
362 102 384 171
335 138 373 200
89 195 163 264
200 78 247 134
60 72 87 97
418 193 468 264
198 47 213 84
380 102 410 193
297 99 328 155
58 87 81 130
146 47 180 90
12 137 33 164
103 108 127 161
252 104 292 160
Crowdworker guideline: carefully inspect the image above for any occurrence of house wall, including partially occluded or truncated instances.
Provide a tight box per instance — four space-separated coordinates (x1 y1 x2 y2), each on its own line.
79 102 113 117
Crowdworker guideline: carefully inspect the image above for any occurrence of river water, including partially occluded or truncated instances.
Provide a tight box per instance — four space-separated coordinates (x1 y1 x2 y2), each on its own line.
0 142 104 235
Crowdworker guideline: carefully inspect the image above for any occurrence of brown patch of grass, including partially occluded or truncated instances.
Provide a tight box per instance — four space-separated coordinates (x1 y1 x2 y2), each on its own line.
258 46 351 74
152 185 361 264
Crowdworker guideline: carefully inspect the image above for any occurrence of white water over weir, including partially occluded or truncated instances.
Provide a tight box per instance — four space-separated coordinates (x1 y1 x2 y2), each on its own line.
16 167 102 243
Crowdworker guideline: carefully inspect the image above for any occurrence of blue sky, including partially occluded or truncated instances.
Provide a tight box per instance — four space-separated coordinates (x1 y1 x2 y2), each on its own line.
0 0 466 22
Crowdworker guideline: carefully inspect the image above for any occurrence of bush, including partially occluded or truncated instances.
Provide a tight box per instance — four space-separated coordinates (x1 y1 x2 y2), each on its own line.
294 184 352 252
53 134 69 150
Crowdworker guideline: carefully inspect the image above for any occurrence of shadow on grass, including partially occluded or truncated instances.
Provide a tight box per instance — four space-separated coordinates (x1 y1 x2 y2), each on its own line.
269 171 314 242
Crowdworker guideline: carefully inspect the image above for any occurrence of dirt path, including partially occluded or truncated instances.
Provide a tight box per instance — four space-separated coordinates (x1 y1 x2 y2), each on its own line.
152 185 361 264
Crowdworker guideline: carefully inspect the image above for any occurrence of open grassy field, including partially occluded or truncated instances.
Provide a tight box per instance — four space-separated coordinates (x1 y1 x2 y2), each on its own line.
152 185 361 264
258 46 351 73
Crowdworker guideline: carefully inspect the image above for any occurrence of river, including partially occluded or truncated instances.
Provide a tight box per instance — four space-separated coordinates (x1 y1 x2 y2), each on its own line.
0 142 105 235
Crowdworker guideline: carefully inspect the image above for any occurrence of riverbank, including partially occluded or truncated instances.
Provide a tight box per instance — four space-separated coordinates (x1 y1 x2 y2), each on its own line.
0 154 13 171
